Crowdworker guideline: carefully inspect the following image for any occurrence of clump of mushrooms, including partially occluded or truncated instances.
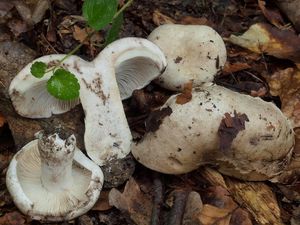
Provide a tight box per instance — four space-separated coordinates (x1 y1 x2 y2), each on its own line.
148 24 227 91
131 24 295 181
9 37 167 166
6 132 103 221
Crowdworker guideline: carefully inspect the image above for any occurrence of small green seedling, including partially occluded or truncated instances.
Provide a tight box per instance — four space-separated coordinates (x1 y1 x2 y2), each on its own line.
30 0 133 100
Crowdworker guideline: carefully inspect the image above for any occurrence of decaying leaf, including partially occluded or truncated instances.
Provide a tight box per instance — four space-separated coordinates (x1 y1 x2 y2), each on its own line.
228 23 300 66
145 106 172 132
176 82 193 105
0 211 26 225
225 179 284 225
222 62 251 75
218 111 249 152
183 191 203 225
198 186 253 225
73 25 90 44
276 0 300 32
0 113 5 127
265 67 300 128
92 190 112 211
153 10 176 26
108 178 153 225
258 0 286 29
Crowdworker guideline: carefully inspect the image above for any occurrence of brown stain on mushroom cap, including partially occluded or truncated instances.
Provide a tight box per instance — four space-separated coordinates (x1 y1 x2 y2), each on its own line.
81 77 109 105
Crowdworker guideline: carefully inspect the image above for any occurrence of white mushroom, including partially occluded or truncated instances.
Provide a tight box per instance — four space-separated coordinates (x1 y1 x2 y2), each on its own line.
6 132 103 221
132 84 295 181
148 24 227 91
9 38 167 165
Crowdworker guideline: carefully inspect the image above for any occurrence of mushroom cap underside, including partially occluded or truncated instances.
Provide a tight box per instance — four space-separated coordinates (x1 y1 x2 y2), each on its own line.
6 140 103 221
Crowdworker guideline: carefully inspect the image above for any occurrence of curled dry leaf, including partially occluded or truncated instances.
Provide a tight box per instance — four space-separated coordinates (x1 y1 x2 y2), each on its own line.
176 82 193 105
198 186 253 225
258 0 286 29
265 67 300 128
228 23 300 66
92 190 112 211
108 178 153 225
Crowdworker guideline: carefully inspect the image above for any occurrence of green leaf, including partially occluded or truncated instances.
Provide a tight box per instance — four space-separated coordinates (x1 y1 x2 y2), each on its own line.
105 12 123 46
83 0 118 31
47 69 80 100
31 61 47 78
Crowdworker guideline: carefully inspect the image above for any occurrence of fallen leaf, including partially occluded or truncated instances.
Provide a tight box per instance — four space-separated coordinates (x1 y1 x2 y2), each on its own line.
218 111 249 152
0 113 5 127
180 16 214 27
226 179 284 225
152 10 176 26
145 106 172 132
228 23 300 66
0 1 14 17
276 0 300 32
108 178 153 225
7 19 29 36
223 62 251 75
176 82 193 105
198 204 233 225
265 67 300 128
0 211 26 225
258 0 286 29
183 191 203 225
73 25 90 44
92 190 112 211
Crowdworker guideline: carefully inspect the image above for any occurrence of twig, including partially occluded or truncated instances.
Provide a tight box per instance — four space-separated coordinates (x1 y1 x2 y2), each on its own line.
151 173 164 225
114 0 134 19
166 190 189 225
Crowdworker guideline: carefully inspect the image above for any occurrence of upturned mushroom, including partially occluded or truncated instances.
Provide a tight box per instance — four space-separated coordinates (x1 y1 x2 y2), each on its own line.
132 84 295 181
9 37 167 165
6 132 103 221
148 24 227 91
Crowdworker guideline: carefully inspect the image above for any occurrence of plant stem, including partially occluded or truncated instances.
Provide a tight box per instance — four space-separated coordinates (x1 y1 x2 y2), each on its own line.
113 0 134 19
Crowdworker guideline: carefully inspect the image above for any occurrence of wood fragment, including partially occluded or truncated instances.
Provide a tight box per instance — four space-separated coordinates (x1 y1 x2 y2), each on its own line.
151 173 164 225
167 190 189 225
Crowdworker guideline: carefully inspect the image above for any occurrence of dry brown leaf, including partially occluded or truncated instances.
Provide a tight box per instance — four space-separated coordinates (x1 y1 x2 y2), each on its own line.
0 211 26 225
73 25 90 44
223 62 251 75
226 179 284 225
265 67 300 128
183 191 203 225
92 190 112 211
176 82 193 105
198 204 232 225
0 113 5 127
108 178 153 225
228 23 300 65
0 1 14 17
180 16 214 27
152 10 176 26
276 0 300 32
258 0 286 29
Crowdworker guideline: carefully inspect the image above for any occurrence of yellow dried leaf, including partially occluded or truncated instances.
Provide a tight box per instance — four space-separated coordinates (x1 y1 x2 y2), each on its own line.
228 23 300 65
152 10 175 26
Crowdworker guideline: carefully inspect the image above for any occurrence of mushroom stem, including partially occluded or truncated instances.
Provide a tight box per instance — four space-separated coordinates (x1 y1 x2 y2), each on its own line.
38 133 76 192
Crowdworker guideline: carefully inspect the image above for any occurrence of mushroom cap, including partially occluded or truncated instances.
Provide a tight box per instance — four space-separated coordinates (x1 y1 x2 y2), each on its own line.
9 55 82 118
148 24 227 91
6 139 103 221
132 84 294 181
9 38 166 119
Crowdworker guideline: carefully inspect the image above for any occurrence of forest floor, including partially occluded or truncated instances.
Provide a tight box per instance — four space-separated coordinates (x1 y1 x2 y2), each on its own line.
1 0 300 224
